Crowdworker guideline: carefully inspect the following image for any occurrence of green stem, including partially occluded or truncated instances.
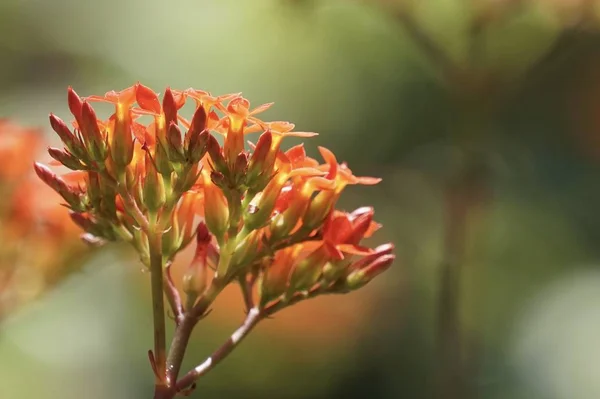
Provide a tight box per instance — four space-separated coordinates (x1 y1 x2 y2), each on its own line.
148 225 167 394
227 190 242 239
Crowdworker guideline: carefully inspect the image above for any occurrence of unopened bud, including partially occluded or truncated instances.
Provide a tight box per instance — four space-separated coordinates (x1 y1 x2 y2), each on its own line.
232 151 248 185
86 171 102 209
166 122 184 161
202 171 229 242
183 224 211 298
302 190 336 231
229 230 262 271
162 88 179 127
288 244 331 293
81 102 107 161
187 105 207 141
34 163 84 211
179 163 202 194
345 209 375 245
111 103 135 169
67 87 84 123
186 128 209 164
345 254 395 290
143 153 166 213
49 114 85 160
347 243 394 271
244 173 286 230
48 147 85 170
246 131 273 189
154 140 173 176
206 134 228 175
259 246 298 307
69 211 115 240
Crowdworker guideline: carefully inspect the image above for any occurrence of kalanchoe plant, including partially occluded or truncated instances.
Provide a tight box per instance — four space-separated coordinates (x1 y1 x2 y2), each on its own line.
35 83 395 399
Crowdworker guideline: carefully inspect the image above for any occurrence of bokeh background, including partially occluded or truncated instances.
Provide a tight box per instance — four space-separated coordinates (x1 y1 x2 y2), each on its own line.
2 0 600 398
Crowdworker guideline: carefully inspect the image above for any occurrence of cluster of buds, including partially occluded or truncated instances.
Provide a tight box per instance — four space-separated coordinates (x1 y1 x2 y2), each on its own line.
0 120 87 319
37 83 393 303
36 83 394 394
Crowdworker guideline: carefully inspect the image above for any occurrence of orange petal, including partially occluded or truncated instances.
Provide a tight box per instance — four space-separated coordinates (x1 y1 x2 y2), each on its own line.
288 167 326 178
364 221 382 238
250 102 274 116
285 144 306 165
85 95 115 104
337 244 373 256
317 146 338 179
356 176 382 185
283 131 318 138
136 83 161 114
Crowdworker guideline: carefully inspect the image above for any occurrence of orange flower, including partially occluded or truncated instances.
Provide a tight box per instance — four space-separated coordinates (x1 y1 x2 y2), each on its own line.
0 121 89 319
0 119 42 181
39 83 393 336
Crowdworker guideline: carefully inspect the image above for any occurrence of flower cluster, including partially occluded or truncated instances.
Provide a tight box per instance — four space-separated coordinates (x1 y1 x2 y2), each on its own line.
36 83 394 394
0 120 87 318
37 83 393 301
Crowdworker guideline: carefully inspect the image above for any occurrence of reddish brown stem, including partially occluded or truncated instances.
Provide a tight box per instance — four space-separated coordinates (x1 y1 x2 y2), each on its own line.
175 307 262 392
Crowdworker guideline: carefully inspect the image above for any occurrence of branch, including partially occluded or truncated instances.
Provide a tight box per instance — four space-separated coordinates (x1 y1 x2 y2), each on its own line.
164 263 184 325
385 3 459 84
175 307 262 392
164 279 224 387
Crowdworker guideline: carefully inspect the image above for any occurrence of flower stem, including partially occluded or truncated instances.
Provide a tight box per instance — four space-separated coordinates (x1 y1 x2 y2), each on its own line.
165 281 224 387
175 307 262 392
148 226 167 395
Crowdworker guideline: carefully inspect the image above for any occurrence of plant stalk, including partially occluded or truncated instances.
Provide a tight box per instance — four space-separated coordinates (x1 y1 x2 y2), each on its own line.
149 227 168 398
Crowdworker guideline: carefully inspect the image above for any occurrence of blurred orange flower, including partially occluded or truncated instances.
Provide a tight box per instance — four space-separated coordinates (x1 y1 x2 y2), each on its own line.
0 120 89 319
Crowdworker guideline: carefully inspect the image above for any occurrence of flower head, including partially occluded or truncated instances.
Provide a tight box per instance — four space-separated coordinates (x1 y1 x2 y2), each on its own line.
38 83 394 320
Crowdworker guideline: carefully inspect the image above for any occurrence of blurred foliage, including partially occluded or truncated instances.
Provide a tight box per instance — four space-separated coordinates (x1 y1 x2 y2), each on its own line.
1 0 600 398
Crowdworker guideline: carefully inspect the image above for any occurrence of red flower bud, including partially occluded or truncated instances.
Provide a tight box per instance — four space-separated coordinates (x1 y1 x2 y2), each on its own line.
246 131 273 190
162 88 178 127
186 127 209 164
183 223 212 299
67 87 84 125
166 122 184 160
345 253 395 290
34 162 83 210
49 114 84 159
206 134 227 174
48 147 84 170
81 102 107 161
187 106 207 141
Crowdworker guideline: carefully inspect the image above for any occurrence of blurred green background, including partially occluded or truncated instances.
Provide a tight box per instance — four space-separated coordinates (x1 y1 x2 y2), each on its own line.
3 0 600 398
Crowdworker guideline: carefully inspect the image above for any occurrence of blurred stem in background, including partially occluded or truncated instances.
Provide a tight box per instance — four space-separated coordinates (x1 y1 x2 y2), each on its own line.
279 0 600 397
384 2 599 398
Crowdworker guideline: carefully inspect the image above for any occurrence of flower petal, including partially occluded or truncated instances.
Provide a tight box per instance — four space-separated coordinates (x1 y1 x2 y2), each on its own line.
135 83 161 114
